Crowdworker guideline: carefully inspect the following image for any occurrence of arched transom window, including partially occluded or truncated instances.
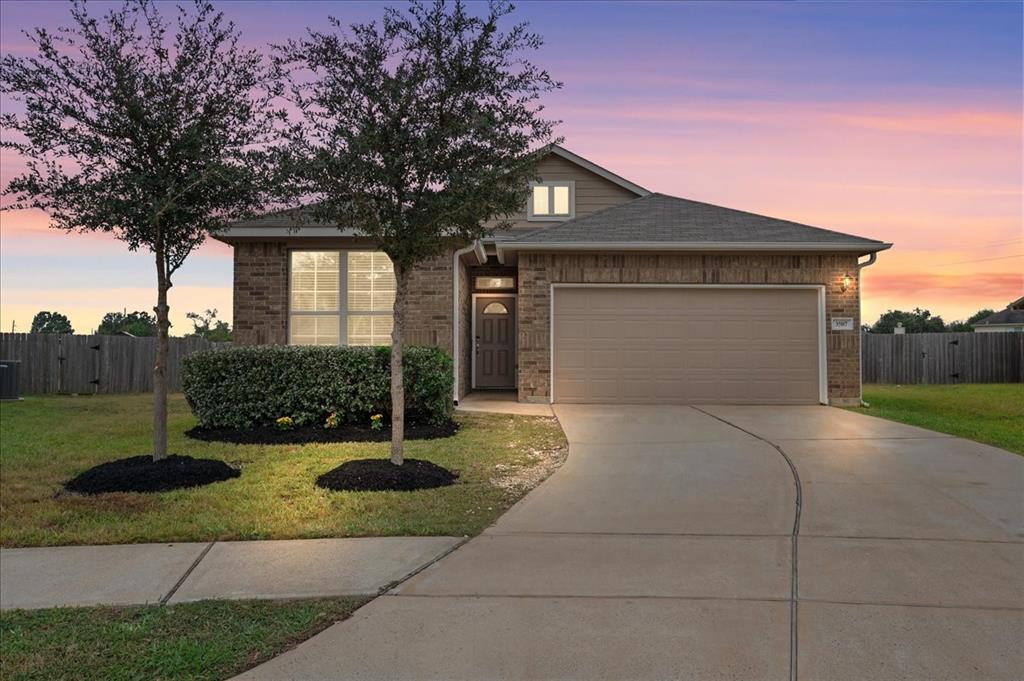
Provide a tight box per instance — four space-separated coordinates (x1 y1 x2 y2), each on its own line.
483 302 509 315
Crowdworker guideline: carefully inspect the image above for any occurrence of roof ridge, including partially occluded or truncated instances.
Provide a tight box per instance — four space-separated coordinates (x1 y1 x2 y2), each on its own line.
547 144 650 196
651 192 887 244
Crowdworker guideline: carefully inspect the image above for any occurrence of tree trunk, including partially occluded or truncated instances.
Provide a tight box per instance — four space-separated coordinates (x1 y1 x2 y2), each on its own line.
390 264 409 466
153 253 171 462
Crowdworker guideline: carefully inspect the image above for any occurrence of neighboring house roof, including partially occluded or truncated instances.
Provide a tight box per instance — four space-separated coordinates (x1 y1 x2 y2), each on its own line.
974 298 1024 327
498 193 891 253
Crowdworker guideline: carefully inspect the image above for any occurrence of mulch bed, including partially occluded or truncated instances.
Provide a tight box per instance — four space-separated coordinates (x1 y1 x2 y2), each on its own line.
185 420 458 445
64 455 241 495
315 458 459 492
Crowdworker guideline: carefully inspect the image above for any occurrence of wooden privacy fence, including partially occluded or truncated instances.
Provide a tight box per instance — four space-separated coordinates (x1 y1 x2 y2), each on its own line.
862 332 1023 384
0 333 230 395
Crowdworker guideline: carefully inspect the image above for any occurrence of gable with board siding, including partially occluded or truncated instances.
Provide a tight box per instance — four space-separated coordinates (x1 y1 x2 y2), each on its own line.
487 152 644 232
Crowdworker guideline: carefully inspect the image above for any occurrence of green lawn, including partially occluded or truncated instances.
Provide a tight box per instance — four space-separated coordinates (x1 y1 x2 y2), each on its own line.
0 597 368 681
852 384 1024 455
0 394 566 547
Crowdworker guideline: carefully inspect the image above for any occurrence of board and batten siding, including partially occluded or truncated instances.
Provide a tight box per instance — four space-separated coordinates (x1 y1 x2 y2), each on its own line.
487 152 641 232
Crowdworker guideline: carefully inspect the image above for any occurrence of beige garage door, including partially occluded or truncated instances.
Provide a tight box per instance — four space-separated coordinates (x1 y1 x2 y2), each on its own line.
552 287 821 404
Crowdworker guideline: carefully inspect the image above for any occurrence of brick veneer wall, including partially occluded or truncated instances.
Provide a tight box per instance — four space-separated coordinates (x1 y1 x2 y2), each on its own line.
517 252 862 406
403 251 455 352
233 242 289 345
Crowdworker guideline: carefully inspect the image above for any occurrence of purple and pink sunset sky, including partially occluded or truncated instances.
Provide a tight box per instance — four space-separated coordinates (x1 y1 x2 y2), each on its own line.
1 0 1021 333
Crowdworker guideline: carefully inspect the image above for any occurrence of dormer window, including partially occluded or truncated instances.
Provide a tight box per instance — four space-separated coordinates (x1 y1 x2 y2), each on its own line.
528 181 575 221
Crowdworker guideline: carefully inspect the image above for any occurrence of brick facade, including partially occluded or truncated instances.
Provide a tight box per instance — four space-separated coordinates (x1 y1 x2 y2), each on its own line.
403 252 455 352
516 252 862 406
233 242 289 346
233 243 863 406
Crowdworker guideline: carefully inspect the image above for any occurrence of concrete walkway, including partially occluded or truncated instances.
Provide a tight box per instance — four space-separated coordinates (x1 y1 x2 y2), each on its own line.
0 536 462 611
236 404 1023 681
457 390 554 417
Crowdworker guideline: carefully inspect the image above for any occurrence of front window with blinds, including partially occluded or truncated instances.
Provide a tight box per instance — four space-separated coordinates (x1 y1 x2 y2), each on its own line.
289 251 395 346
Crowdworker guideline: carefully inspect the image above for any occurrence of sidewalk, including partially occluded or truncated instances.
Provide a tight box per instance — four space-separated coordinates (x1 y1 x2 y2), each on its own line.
0 536 462 611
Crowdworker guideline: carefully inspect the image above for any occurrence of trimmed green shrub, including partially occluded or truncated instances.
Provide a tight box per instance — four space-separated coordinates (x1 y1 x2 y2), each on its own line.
182 345 453 429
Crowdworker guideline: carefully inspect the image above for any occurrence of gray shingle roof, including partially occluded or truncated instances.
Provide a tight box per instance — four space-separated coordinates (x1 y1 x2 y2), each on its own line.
509 193 889 247
232 205 333 228
974 307 1024 326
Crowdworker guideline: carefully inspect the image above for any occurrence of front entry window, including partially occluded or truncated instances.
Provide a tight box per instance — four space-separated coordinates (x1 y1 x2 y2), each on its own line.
289 251 395 346
483 302 509 315
475 276 515 290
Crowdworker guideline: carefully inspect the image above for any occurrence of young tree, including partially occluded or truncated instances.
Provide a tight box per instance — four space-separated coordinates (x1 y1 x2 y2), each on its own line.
2 0 278 461
277 0 560 465
186 308 232 342
30 311 74 334
97 310 158 336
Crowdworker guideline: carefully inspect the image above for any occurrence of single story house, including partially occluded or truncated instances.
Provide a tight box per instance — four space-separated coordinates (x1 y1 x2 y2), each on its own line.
973 297 1024 333
215 145 891 407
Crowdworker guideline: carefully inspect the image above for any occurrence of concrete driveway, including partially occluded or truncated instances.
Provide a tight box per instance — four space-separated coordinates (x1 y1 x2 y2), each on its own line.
236 405 1023 681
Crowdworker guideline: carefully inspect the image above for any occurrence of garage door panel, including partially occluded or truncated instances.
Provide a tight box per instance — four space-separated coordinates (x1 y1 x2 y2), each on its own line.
552 287 821 405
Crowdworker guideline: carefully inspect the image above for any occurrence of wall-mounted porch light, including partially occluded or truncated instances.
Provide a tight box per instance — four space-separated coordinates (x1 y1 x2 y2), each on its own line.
841 274 852 293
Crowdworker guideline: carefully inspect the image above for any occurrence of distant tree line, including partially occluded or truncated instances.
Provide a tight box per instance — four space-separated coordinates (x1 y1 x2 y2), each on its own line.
27 308 231 340
869 307 995 334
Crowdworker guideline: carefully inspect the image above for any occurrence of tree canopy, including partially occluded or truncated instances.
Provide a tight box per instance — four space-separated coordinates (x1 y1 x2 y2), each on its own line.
30 311 74 334
1 0 280 269
967 308 997 325
871 308 946 334
97 310 158 336
871 307 999 333
275 0 561 267
187 309 232 342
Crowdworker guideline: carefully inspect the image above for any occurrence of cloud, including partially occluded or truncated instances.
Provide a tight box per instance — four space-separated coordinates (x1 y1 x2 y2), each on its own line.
865 270 1022 299
553 98 1022 138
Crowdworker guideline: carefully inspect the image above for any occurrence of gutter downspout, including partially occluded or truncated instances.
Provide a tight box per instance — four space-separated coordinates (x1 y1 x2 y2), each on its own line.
452 242 479 405
856 252 879 407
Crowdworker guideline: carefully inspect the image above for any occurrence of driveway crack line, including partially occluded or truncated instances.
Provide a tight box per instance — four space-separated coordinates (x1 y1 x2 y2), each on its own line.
381 536 472 595
691 407 803 681
160 540 216 606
